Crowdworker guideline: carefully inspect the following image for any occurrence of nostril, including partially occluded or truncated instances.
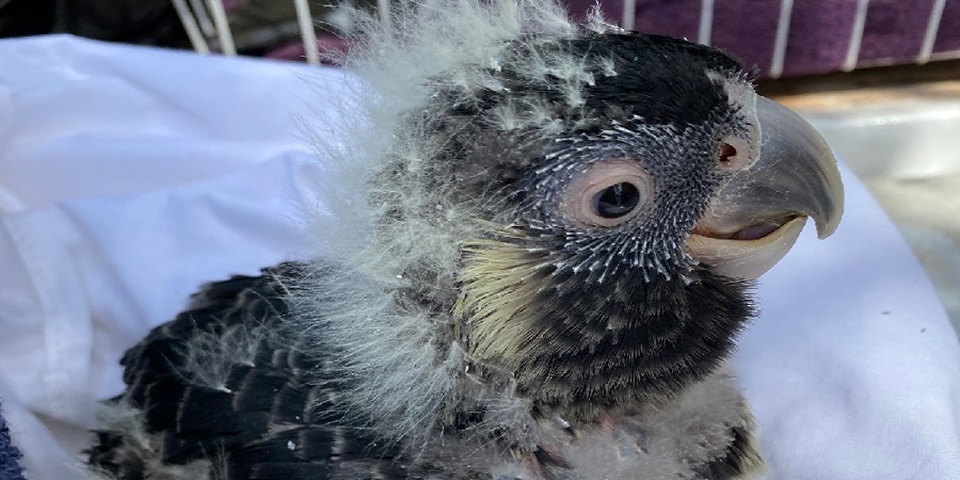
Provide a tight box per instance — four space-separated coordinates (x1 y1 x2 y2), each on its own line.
716 136 755 172
719 143 737 166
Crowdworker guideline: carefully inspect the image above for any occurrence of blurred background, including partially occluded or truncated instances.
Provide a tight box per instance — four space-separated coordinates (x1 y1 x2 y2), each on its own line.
2 0 959 332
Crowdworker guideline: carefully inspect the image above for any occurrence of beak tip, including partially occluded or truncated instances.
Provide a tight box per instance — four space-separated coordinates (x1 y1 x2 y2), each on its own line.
816 206 843 239
814 153 845 240
815 217 841 239
756 97 846 242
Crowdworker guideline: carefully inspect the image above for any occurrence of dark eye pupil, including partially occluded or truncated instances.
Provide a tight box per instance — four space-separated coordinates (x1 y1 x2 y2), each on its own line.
594 182 640 219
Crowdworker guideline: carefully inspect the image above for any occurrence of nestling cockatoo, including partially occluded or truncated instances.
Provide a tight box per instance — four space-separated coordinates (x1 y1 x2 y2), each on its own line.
87 1 843 479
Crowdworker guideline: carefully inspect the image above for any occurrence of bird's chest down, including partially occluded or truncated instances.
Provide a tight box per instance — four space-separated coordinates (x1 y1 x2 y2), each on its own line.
418 289 756 478
387 363 760 480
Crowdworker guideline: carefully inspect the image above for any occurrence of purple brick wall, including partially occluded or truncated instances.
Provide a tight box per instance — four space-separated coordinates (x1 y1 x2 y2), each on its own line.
632 0 701 41
780 0 860 76
934 0 960 55
711 0 780 75
269 0 960 77
565 0 960 77
858 0 935 65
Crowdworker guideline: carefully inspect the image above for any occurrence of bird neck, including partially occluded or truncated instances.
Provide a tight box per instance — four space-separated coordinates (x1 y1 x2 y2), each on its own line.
461 266 754 425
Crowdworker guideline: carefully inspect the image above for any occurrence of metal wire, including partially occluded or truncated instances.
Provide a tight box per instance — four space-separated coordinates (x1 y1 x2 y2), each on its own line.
171 0 211 53
294 0 321 65
170 0 959 73
918 0 947 65
621 0 636 31
843 0 870 72
188 0 216 36
205 0 236 55
769 0 794 78
697 0 714 47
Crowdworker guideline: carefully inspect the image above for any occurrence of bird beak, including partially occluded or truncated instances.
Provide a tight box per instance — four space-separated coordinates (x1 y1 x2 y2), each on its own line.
686 96 844 280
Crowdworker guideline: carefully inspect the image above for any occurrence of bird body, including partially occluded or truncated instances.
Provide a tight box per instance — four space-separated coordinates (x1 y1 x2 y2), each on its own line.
89 263 761 480
87 1 843 479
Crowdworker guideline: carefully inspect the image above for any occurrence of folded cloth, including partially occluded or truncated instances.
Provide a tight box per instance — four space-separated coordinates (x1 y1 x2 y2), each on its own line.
0 35 958 480
0 34 338 479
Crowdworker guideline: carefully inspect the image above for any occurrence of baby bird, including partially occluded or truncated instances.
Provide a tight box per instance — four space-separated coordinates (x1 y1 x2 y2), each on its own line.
87 1 843 479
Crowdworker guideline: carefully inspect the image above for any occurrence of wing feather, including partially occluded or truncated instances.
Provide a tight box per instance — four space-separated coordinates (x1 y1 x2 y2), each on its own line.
88 263 409 480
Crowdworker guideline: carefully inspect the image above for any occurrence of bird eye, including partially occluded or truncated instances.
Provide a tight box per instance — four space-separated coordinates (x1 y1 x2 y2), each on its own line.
595 182 640 218
562 159 652 228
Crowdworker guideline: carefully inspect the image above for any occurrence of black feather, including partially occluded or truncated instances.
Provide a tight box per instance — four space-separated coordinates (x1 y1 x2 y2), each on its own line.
88 264 419 479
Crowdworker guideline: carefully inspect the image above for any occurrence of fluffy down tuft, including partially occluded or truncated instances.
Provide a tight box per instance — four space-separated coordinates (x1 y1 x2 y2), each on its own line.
282 263 468 445
308 0 616 280
288 0 616 448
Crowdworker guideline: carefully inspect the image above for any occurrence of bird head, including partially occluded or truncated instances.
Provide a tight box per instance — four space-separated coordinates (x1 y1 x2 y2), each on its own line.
322 0 842 430
424 33 843 421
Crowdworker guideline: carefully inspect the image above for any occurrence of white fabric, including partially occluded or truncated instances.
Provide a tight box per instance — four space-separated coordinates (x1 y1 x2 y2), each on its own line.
0 35 957 479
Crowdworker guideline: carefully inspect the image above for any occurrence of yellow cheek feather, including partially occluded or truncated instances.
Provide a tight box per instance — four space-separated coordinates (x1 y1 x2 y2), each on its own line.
454 236 553 368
